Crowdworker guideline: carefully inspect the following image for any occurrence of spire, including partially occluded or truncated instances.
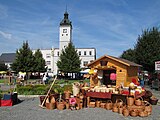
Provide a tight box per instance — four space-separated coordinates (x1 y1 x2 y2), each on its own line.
60 9 72 26
65 5 67 13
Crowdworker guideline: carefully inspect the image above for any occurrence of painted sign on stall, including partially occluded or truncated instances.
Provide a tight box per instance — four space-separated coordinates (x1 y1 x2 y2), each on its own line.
155 61 160 70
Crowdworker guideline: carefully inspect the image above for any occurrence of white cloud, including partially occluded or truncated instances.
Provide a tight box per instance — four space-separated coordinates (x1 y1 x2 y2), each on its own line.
0 31 12 39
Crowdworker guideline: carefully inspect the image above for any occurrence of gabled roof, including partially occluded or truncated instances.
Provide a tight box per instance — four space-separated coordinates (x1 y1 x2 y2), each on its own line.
87 55 141 67
0 53 16 63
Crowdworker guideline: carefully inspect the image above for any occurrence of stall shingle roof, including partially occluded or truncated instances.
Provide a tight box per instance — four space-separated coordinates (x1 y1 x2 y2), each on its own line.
87 55 142 67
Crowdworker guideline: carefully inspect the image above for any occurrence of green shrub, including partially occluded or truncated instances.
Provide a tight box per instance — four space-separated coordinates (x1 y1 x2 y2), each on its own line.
33 86 46 95
17 85 33 95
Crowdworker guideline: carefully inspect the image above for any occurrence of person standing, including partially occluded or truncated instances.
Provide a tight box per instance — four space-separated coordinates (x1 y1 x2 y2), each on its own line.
42 73 47 85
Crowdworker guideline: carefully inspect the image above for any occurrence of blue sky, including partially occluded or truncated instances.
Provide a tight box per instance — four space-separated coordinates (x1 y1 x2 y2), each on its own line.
0 0 160 58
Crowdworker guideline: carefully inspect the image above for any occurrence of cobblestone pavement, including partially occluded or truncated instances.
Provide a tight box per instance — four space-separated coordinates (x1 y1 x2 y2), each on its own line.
0 86 160 120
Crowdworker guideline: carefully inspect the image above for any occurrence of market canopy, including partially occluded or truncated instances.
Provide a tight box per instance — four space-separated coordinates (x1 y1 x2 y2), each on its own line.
0 71 7 74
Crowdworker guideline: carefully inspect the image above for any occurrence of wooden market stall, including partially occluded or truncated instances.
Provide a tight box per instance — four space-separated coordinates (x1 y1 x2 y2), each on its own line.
87 55 142 87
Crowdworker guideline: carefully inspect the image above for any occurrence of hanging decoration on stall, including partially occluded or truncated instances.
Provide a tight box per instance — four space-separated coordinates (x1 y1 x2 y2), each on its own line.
110 73 116 80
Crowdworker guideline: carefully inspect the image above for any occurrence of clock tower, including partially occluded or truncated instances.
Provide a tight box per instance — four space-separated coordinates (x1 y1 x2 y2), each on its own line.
59 11 72 52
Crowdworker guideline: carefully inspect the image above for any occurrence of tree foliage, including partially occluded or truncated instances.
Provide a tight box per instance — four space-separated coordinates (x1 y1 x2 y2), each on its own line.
57 42 81 73
134 27 160 72
11 41 47 74
33 49 46 72
120 48 136 62
120 27 160 72
11 41 35 72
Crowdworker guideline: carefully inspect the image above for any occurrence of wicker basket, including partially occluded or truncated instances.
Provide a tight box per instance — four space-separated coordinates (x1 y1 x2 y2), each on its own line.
100 102 106 109
106 100 113 110
118 106 123 114
127 97 134 106
96 101 101 107
112 106 118 112
135 97 143 106
64 91 71 100
144 101 152 114
89 99 96 108
50 96 56 104
123 109 129 117
139 111 148 117
56 99 65 110
45 103 55 110
127 105 145 112
130 110 138 117
116 99 123 107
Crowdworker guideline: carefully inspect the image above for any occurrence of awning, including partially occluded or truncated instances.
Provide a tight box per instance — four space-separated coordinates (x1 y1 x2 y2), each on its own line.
0 71 7 74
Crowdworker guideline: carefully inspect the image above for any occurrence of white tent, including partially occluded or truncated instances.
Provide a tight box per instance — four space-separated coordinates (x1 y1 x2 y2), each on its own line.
80 69 90 74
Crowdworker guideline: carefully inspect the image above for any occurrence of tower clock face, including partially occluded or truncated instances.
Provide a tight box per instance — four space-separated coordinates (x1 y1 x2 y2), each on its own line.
63 29 67 33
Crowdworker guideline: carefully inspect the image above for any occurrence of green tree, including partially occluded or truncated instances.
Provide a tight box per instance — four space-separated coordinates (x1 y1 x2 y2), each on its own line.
120 48 136 62
0 62 8 71
57 42 81 74
11 41 34 77
33 49 46 73
134 27 160 72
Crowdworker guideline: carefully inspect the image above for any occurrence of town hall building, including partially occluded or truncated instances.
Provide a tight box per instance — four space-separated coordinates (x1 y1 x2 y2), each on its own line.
32 11 96 75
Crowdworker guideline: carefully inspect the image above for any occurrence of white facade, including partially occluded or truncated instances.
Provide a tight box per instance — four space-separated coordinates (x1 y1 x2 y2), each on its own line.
59 25 72 52
34 11 96 75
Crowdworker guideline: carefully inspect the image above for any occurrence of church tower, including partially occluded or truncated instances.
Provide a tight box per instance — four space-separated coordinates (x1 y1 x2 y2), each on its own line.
59 11 72 52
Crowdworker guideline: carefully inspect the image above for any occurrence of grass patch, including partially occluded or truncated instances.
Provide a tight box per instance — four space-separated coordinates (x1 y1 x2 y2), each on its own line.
0 79 7 83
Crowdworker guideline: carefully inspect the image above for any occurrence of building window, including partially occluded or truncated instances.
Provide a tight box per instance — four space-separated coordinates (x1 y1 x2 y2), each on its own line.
57 52 59 56
66 34 68 36
79 51 81 56
84 51 86 55
62 34 63 36
89 51 92 55
46 61 51 65
46 54 51 58
83 61 88 66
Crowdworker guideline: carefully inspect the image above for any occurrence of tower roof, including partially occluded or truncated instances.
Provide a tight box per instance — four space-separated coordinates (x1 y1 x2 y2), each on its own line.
60 11 72 26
